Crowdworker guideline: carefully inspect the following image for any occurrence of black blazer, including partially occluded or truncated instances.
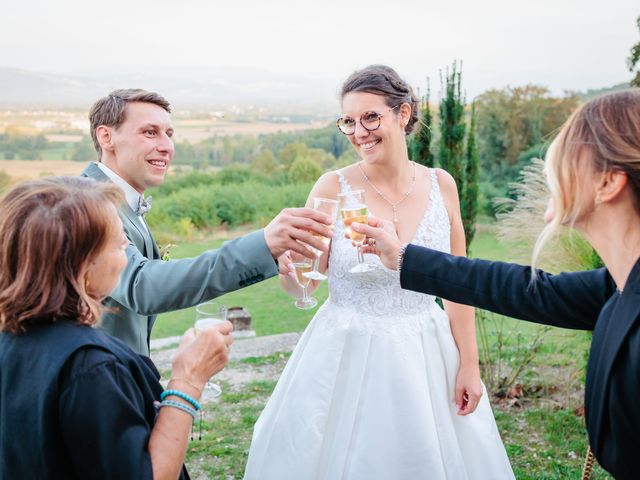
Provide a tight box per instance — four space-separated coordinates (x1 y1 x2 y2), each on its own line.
0 320 189 480
400 245 640 480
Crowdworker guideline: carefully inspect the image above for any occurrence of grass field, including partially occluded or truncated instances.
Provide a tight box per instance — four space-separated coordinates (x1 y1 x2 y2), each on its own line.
151 237 328 339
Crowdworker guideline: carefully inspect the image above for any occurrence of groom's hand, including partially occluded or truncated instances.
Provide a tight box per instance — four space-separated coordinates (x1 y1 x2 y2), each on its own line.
264 208 333 259
350 218 403 270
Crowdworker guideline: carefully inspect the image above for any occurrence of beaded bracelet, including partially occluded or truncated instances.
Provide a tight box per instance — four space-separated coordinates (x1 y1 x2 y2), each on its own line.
161 389 201 411
156 399 197 420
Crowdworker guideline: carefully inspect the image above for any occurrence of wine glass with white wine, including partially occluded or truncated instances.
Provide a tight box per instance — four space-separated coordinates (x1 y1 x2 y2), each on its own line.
290 250 318 310
303 197 339 281
338 189 375 273
194 301 228 397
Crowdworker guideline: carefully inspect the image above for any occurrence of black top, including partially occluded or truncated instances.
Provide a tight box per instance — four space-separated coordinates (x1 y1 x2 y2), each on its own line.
0 320 188 480
400 246 640 480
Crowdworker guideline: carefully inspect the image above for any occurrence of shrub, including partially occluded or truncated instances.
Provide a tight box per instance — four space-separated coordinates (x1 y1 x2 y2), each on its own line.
288 157 322 184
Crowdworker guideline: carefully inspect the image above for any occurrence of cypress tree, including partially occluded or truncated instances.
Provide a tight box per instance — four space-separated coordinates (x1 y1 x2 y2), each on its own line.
439 62 466 196
463 101 479 250
410 79 435 168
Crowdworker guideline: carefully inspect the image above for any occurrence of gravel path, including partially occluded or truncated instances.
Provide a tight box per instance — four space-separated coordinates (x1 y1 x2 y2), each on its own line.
150 332 301 402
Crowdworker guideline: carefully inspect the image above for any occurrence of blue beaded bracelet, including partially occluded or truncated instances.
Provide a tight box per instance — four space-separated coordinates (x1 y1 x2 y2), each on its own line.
161 389 201 411
156 399 197 419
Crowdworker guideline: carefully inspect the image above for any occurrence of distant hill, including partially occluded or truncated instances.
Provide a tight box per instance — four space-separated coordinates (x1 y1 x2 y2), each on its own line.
1 67 634 112
0 67 339 113
579 82 633 101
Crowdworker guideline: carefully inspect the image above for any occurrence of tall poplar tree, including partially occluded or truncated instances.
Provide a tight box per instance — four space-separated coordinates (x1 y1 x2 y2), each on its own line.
463 102 479 249
438 61 479 250
410 80 435 168
439 62 466 198
628 15 640 87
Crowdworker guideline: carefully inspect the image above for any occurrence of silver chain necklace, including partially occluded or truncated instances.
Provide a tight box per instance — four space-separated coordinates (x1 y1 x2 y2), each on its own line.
358 161 416 224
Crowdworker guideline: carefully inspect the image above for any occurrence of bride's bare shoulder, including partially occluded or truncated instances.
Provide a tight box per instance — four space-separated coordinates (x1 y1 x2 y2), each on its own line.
308 169 344 202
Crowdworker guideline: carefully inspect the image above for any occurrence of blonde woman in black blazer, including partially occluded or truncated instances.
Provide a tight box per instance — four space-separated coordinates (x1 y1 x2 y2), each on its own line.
353 89 640 480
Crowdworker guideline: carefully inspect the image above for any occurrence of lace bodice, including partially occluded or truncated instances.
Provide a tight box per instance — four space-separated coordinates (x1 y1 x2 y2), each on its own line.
327 168 450 317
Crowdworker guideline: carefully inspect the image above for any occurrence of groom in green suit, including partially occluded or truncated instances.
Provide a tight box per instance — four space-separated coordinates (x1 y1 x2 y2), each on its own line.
82 89 331 356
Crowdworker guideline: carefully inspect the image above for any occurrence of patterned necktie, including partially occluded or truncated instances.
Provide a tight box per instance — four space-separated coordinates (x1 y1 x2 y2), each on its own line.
136 195 152 216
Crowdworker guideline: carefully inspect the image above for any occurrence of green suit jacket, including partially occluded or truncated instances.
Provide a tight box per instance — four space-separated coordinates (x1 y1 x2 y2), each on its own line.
82 162 278 355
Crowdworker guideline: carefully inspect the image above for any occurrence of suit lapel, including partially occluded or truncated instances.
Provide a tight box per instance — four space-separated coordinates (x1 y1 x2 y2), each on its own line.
120 206 155 257
140 216 160 259
586 260 640 449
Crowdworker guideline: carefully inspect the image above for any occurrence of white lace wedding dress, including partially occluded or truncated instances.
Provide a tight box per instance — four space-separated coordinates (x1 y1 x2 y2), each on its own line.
244 170 514 479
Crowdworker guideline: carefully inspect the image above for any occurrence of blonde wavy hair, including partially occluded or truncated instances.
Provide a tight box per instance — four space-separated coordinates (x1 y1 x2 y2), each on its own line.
532 89 640 269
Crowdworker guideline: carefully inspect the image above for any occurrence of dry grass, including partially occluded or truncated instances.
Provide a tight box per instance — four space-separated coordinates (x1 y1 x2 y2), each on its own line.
0 110 326 145
495 158 596 272
0 160 85 182
45 134 83 142
171 120 327 143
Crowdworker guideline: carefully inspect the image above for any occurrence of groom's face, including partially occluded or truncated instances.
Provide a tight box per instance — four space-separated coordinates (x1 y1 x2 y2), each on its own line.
103 102 175 193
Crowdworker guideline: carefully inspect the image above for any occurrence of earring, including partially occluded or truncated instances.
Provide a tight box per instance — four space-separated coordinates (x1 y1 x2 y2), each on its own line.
594 195 602 207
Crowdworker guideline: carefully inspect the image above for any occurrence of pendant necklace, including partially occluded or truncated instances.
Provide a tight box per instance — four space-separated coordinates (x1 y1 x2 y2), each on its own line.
358 161 416 224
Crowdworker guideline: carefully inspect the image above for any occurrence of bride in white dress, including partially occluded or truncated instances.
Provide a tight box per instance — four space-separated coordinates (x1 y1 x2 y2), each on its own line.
244 65 514 479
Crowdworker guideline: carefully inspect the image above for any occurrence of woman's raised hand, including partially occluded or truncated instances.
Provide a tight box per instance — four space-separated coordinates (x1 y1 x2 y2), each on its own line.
349 217 404 270
170 322 234 396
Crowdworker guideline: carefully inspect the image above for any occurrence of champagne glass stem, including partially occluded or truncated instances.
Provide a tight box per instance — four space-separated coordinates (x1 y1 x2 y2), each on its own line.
301 285 310 303
356 244 365 264
312 255 321 273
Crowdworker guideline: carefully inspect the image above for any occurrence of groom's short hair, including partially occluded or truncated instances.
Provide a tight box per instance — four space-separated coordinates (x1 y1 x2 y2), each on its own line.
89 89 171 160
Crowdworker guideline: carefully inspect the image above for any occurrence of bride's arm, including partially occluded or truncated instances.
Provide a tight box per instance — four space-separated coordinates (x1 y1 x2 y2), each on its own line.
437 170 483 417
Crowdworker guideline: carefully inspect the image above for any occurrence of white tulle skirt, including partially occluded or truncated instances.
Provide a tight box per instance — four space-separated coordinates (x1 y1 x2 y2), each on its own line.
244 300 514 479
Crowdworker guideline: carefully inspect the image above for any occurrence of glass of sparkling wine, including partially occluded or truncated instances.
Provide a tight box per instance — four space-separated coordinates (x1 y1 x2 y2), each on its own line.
303 197 339 281
290 251 318 309
338 189 373 273
194 301 228 397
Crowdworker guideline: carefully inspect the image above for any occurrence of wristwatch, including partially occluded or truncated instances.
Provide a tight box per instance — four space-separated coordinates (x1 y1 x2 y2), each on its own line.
396 243 408 272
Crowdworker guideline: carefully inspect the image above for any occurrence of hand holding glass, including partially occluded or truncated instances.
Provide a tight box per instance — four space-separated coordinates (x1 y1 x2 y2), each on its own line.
303 197 339 281
194 301 228 397
338 189 374 273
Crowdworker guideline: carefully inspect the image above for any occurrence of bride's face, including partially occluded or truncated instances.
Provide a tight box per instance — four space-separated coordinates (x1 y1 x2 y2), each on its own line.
340 92 406 165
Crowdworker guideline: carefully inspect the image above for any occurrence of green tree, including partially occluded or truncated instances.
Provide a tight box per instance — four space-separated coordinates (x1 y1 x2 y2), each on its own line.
336 148 359 168
437 62 481 247
71 136 96 162
462 102 479 249
308 148 337 170
279 142 311 170
476 86 578 172
628 15 640 87
251 149 279 174
410 80 435 168
288 157 322 184
439 62 466 196
474 85 579 214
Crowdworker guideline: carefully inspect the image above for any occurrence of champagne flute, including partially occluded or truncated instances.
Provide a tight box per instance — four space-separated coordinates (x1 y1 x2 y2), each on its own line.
194 301 227 397
303 197 339 281
338 189 374 273
290 250 318 309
